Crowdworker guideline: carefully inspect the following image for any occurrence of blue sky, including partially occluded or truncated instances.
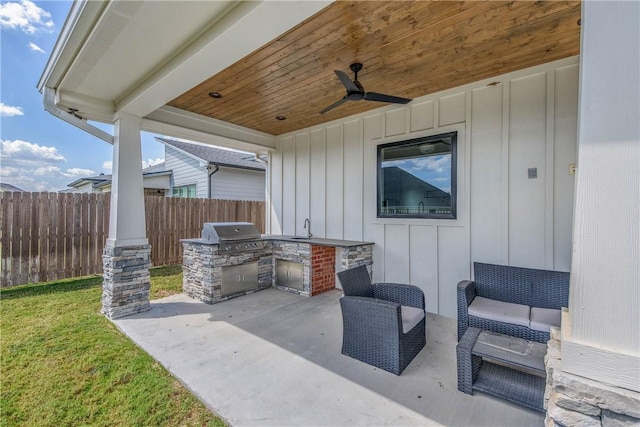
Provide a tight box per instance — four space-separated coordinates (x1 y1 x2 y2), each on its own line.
1 0 164 191
383 154 452 194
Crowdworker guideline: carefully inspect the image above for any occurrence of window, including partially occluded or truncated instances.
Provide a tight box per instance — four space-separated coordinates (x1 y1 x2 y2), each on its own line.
172 184 197 198
377 131 457 219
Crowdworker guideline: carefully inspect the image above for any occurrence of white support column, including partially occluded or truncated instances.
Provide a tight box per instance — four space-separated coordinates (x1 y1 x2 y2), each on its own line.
102 113 151 319
107 113 148 247
561 1 639 391
544 5 640 425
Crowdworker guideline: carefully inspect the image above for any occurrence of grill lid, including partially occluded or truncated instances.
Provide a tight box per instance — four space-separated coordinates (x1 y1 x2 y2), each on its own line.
201 222 260 243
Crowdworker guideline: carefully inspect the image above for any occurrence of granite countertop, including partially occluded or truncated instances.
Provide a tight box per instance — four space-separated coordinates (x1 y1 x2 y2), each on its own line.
262 235 374 247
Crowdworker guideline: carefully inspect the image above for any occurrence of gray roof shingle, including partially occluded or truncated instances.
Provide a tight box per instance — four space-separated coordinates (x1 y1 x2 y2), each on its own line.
156 137 266 171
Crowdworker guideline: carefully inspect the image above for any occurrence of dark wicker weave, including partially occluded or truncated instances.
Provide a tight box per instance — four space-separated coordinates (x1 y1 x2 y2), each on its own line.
457 262 570 342
457 327 545 412
337 265 426 375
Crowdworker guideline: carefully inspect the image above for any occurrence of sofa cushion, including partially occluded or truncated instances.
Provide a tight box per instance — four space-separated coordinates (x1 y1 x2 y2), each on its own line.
468 296 530 327
530 307 561 332
401 306 425 333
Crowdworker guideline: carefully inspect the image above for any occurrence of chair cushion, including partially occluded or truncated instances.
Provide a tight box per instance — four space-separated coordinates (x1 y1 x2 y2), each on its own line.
530 307 561 332
401 306 425 333
468 296 530 327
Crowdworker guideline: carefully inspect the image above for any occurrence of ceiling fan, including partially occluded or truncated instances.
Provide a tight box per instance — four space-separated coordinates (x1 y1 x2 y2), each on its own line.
320 63 412 114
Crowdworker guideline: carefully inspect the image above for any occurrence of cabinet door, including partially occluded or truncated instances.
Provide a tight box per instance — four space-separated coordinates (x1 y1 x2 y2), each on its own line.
275 260 304 291
221 262 258 297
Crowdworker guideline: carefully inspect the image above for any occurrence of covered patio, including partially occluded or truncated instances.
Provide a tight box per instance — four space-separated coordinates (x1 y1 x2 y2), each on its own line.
114 288 542 426
39 1 639 425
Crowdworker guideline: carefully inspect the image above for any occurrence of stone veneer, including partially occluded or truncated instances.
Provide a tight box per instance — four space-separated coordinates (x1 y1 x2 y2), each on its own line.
182 240 272 304
544 327 640 426
102 244 151 319
271 241 312 296
338 244 373 274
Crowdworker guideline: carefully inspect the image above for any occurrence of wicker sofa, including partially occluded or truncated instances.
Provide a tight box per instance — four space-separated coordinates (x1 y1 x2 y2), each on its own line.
337 265 426 375
457 262 569 343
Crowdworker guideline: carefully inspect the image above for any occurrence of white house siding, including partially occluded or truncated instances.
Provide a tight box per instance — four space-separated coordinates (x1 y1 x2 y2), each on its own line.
165 147 208 198
73 182 95 193
210 166 265 201
268 57 579 318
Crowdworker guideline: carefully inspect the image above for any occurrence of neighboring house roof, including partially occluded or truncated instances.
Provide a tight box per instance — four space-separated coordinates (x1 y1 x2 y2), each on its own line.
382 166 450 207
0 183 25 192
67 170 172 190
156 137 266 172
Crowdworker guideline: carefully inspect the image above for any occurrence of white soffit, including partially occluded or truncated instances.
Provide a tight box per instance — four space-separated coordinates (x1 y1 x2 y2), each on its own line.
57 0 332 121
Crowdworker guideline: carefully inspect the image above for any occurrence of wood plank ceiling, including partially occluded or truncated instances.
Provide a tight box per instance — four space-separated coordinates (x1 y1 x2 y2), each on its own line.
169 1 581 136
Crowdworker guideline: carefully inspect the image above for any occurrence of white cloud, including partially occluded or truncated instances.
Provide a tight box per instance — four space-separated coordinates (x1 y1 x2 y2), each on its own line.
1 139 66 164
406 154 451 174
33 166 61 176
0 139 101 192
65 168 95 177
0 0 54 34
28 41 45 53
103 158 164 171
33 166 95 178
0 166 22 177
0 102 24 117
142 158 164 169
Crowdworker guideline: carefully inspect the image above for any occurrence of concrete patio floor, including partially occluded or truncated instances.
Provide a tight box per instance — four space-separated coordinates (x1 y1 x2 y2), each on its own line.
113 288 544 426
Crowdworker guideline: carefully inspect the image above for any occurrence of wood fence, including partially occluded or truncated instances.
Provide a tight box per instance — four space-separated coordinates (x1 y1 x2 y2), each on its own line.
0 192 264 288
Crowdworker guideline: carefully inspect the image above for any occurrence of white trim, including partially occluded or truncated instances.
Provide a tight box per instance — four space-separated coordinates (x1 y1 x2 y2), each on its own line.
370 123 467 228
142 106 276 150
561 310 640 392
38 1 107 91
116 1 331 118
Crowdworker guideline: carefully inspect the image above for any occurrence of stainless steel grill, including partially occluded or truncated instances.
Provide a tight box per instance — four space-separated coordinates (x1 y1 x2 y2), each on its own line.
201 222 265 254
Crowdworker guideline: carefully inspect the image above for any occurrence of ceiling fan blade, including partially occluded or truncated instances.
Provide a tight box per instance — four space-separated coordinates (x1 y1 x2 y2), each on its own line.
364 92 412 104
335 70 359 93
320 97 348 114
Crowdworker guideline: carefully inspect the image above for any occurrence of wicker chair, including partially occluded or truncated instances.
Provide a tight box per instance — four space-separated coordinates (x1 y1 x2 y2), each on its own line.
337 265 426 375
457 262 570 343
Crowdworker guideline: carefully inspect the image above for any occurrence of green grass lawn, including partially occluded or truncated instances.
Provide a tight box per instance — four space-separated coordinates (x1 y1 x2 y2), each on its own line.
0 266 225 427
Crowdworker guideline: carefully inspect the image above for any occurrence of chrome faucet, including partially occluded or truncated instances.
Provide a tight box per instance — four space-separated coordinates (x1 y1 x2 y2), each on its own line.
304 218 313 239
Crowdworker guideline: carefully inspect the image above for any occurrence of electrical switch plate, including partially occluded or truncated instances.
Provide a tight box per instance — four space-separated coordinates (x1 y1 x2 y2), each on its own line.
528 168 537 179
569 163 576 175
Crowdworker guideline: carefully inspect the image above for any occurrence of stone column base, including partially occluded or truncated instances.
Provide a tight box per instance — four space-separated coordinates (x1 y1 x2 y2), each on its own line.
102 244 151 319
544 327 640 426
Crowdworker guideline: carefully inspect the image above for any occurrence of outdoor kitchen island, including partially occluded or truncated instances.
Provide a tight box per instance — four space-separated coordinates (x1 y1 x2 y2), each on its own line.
181 224 373 305
264 236 374 297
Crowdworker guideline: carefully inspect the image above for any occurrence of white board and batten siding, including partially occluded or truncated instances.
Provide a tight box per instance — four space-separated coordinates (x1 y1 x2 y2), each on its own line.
268 57 579 318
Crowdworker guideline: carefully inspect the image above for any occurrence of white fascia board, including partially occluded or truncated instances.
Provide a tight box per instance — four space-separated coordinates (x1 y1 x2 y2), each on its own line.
117 0 331 118
38 1 108 92
142 105 276 151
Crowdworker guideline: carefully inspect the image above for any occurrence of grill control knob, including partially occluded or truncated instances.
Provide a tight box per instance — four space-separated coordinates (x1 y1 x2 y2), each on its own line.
225 245 231 251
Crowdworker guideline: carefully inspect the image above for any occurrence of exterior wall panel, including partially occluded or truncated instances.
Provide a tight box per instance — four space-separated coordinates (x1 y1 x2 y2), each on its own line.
267 57 579 318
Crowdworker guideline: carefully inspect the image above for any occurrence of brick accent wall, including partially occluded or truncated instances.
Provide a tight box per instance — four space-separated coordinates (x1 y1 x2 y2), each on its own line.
311 245 335 295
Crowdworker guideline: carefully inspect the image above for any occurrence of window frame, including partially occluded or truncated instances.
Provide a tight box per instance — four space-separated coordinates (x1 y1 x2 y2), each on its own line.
376 131 457 220
172 183 197 198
